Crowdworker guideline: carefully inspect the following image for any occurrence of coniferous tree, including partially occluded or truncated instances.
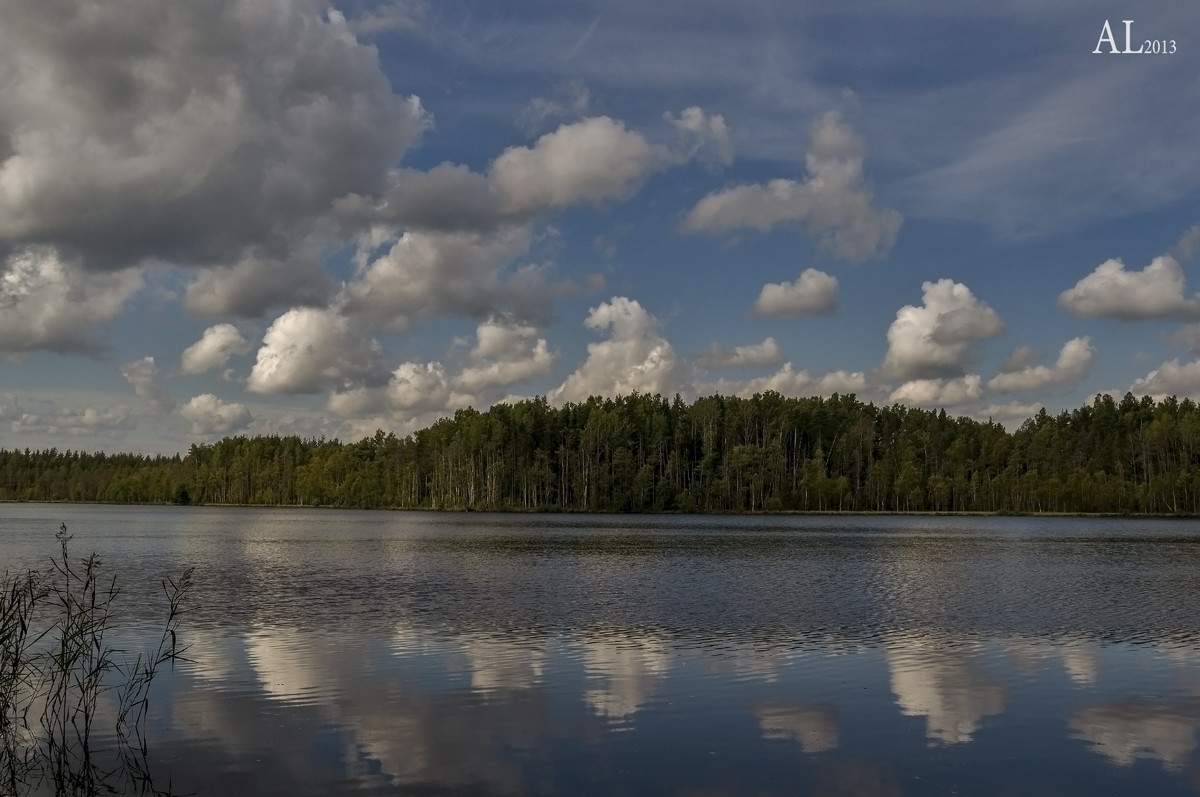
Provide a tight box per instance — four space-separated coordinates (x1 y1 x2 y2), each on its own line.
7 392 1200 514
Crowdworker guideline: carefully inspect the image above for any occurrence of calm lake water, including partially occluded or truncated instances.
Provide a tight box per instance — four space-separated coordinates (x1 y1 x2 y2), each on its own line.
4 505 1200 795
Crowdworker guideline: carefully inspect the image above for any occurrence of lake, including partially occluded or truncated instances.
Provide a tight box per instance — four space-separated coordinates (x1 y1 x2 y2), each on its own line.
4 505 1200 795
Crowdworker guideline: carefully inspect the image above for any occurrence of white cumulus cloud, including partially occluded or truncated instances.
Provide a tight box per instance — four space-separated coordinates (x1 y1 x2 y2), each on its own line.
889 375 983 408
386 362 458 414
326 360 468 421
354 110 722 234
455 319 558 394
341 227 553 331
708 364 867 398
752 269 838 317
0 247 142 355
970 401 1045 429
490 116 672 216
180 324 253 375
0 0 428 286
325 318 556 424
550 297 679 403
696 338 785 370
1129 359 1200 399
1058 256 1200 320
882 279 1004 380
247 307 385 395
987 337 1096 393
681 111 902 261
180 394 252 436
10 402 136 438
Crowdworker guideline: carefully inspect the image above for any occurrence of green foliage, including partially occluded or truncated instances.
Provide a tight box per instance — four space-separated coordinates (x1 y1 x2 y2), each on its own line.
7 391 1200 513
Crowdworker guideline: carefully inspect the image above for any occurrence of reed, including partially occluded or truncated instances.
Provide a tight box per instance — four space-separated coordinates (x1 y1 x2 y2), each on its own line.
0 524 192 795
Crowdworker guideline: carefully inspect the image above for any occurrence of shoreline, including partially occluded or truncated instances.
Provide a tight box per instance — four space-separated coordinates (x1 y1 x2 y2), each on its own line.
2 499 1194 519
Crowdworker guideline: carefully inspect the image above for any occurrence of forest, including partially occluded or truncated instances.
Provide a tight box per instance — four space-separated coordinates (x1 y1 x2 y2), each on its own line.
3 391 1200 514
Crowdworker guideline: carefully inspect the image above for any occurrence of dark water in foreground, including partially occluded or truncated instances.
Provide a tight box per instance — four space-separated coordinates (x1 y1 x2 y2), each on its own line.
4 505 1200 795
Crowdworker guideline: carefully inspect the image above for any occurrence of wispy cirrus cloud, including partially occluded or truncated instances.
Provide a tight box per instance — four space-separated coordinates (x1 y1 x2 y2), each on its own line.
120 357 176 413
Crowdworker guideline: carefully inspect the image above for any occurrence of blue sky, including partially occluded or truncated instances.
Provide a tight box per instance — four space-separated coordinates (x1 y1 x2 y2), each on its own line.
1 0 1199 454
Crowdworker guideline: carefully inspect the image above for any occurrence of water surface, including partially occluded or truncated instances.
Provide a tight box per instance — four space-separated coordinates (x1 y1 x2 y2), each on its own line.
3 505 1200 795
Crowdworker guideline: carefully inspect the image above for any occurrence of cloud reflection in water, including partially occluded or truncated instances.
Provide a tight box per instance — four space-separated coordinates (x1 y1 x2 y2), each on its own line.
885 631 1006 745
1071 701 1200 771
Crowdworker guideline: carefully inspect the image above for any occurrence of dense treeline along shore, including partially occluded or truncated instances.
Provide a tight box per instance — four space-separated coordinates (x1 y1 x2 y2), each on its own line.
4 392 1200 514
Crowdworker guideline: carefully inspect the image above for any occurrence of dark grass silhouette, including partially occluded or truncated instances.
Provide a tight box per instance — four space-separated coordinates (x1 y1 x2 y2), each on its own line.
0 524 192 796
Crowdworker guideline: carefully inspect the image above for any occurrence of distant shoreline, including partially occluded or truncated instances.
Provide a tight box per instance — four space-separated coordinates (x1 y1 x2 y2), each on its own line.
5 393 1198 515
2 499 1195 519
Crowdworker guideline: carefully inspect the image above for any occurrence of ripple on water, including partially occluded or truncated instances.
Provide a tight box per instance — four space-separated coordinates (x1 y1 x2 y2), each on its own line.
7 509 1200 795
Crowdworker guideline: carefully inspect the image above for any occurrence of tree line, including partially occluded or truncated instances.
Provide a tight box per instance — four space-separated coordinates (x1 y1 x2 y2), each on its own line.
3 391 1200 514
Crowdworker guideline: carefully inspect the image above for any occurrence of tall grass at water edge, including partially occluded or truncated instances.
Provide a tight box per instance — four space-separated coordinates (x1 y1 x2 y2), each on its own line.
0 524 192 796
